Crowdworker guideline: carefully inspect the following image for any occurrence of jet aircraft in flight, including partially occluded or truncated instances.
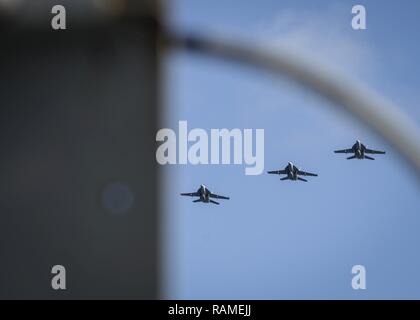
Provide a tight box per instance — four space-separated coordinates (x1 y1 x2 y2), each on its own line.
334 140 386 160
267 162 318 182
180 184 230 205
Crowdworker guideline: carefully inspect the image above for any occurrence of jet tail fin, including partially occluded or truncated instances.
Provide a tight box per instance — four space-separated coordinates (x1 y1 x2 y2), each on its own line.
280 176 290 181
347 155 356 160
209 200 220 205
193 199 202 203
365 155 375 160
297 177 308 182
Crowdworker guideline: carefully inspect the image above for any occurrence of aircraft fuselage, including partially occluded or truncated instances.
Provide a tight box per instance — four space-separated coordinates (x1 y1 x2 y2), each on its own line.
353 141 366 159
286 162 298 180
198 185 211 203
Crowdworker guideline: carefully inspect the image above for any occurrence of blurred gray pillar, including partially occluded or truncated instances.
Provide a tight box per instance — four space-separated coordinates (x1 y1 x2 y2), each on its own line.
0 0 160 299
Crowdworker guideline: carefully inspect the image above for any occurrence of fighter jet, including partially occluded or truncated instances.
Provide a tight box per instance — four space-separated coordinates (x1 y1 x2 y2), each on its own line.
180 184 229 205
267 162 318 182
334 140 386 160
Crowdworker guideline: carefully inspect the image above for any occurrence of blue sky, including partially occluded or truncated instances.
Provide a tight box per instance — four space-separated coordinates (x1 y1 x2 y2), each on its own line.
161 0 420 299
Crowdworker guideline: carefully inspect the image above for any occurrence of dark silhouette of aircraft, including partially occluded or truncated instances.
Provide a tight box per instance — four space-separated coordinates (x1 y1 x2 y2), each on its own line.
180 184 229 205
334 140 386 160
267 162 318 182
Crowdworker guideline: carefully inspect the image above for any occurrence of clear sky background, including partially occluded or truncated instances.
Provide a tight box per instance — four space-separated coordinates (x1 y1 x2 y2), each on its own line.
161 0 420 299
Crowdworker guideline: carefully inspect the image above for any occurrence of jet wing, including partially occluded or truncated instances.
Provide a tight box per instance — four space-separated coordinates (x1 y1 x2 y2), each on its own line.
180 192 199 197
267 170 287 174
209 193 230 200
334 148 353 154
297 170 318 177
364 148 386 154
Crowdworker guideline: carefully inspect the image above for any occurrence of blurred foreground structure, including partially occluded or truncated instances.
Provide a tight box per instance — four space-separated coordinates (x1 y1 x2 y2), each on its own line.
0 0 159 299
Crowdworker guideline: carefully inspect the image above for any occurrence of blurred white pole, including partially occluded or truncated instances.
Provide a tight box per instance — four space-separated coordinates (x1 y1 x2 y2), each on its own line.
167 33 420 177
